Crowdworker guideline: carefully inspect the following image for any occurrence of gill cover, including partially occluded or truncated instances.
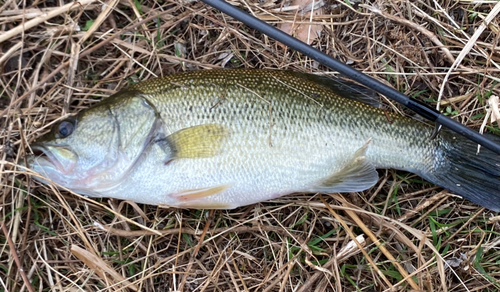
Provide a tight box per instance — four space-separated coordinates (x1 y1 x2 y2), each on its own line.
30 90 161 194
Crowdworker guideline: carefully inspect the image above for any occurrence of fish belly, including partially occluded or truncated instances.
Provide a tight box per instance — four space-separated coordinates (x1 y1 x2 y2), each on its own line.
102 124 367 208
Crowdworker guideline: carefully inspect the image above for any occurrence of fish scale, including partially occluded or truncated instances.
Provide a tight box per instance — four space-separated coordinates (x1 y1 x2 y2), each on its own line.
106 70 434 206
27 69 500 210
135 69 434 169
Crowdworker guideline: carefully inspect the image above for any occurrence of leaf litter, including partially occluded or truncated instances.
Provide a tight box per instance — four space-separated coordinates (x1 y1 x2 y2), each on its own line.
1 0 500 291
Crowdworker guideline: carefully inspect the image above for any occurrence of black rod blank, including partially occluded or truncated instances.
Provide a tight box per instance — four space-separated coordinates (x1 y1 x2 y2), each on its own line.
200 0 500 155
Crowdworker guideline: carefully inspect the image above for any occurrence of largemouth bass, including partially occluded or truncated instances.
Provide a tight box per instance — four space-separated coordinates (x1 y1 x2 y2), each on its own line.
27 69 500 210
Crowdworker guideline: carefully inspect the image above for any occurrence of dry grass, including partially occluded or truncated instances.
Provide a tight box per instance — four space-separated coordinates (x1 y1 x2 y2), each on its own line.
1 0 500 291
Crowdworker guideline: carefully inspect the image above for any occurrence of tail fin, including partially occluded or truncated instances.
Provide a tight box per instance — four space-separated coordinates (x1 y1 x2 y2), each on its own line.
420 129 500 211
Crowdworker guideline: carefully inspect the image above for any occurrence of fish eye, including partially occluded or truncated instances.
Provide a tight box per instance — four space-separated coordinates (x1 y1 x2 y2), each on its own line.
57 120 75 138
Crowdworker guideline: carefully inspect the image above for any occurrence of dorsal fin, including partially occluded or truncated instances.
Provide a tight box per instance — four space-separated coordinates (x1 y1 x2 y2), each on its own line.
288 71 381 108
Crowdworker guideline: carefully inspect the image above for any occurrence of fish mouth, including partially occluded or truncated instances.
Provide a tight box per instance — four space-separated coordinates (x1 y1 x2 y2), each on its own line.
30 145 77 175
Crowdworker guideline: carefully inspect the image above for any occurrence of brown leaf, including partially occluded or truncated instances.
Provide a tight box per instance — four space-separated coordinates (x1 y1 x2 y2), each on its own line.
278 0 324 45
489 95 500 124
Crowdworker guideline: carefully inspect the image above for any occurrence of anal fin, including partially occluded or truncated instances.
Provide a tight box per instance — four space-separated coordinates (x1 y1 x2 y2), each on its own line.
311 139 378 193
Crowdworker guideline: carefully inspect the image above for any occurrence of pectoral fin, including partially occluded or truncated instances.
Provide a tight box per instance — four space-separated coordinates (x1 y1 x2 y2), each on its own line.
311 139 378 193
157 124 229 160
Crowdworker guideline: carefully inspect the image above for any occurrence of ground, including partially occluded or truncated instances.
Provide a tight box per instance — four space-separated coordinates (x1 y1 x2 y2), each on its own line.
1 0 500 291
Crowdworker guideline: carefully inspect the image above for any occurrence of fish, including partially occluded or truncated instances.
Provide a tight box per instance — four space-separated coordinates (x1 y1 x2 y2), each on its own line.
26 69 500 210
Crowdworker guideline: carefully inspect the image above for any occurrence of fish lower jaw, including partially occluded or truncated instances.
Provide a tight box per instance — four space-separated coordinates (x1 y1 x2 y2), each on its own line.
31 146 77 175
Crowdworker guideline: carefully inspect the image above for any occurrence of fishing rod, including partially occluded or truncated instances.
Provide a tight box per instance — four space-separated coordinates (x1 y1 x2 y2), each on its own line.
200 0 500 155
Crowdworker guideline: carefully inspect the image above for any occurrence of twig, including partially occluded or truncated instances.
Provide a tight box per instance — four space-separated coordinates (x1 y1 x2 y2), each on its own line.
0 8 179 119
63 42 80 115
70 245 139 291
444 208 485 245
333 196 421 290
410 2 500 73
179 210 214 291
436 1 500 110
296 235 365 292
95 221 289 237
0 222 35 292
309 199 448 292
79 0 120 44
318 196 395 289
0 0 98 44
0 0 17 15
361 4 455 65
397 191 449 222
0 41 22 66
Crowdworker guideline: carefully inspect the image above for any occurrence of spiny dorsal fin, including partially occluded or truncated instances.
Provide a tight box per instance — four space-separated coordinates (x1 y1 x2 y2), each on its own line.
310 139 379 193
164 124 229 159
288 72 381 108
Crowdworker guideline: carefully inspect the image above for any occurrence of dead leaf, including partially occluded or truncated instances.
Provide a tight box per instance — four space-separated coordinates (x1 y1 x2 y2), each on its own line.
336 234 365 260
278 0 324 45
477 95 499 154
489 95 500 123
